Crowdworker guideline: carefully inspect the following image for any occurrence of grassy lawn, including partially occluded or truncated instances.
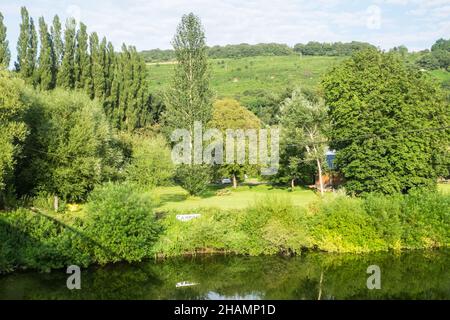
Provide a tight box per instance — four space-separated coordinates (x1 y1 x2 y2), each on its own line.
153 184 320 211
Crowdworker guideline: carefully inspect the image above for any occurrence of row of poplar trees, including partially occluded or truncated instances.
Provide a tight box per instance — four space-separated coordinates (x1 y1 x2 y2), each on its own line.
0 7 154 131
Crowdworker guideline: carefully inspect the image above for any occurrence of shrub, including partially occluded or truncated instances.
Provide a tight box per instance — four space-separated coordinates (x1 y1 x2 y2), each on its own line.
175 164 212 196
0 208 90 273
126 134 174 189
84 182 161 264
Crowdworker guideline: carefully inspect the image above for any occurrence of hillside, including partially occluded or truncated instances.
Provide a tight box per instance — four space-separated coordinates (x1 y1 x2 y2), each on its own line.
146 55 450 107
146 55 345 106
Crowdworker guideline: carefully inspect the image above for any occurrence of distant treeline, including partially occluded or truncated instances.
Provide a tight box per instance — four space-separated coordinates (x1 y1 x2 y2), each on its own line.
293 41 376 56
140 41 376 62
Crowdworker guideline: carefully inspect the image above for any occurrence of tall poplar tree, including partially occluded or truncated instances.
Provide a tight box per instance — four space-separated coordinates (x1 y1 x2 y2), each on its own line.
0 12 10 68
16 7 31 80
164 13 213 195
57 18 76 89
90 32 105 99
27 17 38 85
37 16 56 90
75 22 91 91
51 15 63 68
164 12 212 133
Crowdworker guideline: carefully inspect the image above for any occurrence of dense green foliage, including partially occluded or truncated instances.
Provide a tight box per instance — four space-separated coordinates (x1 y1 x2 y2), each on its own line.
209 98 261 187
84 183 161 264
153 191 449 256
140 42 376 63
141 43 296 63
0 72 29 207
416 38 450 71
294 41 376 56
275 88 326 187
0 183 162 272
323 50 449 195
15 89 122 203
125 134 174 189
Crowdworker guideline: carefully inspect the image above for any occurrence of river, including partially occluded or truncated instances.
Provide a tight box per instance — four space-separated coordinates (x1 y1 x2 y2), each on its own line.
0 249 448 299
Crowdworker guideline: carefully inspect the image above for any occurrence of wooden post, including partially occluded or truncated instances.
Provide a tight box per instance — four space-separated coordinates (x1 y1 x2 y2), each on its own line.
53 195 59 212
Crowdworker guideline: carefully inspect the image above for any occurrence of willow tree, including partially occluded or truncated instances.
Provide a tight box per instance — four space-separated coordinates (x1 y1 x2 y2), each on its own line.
0 12 10 68
164 13 213 195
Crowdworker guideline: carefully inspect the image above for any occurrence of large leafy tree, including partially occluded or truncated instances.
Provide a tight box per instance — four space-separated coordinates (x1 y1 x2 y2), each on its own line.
0 12 10 68
164 13 213 195
209 98 261 188
323 49 449 195
37 17 56 90
15 89 123 207
57 18 76 89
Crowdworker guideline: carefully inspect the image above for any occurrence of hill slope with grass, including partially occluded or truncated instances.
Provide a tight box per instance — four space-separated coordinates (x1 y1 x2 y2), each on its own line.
146 55 450 106
146 55 345 106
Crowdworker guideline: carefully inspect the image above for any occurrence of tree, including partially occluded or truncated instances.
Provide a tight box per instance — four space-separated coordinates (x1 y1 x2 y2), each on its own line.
37 17 56 90
322 49 449 195
74 22 91 91
277 89 327 194
50 15 63 68
0 12 10 68
125 134 174 189
16 7 37 84
57 18 76 89
89 32 106 99
431 38 450 52
209 98 261 188
0 71 28 207
16 89 122 207
163 13 213 134
163 13 213 195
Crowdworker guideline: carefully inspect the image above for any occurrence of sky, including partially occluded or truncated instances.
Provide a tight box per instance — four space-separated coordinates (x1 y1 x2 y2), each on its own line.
1 0 450 61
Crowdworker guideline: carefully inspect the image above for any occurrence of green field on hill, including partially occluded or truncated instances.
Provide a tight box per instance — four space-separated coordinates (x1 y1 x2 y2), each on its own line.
146 55 345 105
147 55 450 106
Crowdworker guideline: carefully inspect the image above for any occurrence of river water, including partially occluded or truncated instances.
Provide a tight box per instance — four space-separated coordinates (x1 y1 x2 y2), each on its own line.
0 249 448 299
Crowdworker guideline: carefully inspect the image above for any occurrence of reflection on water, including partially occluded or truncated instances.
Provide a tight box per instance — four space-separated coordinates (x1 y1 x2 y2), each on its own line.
0 249 448 300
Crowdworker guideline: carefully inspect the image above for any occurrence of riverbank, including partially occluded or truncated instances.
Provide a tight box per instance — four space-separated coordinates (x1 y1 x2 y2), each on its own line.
1 184 449 274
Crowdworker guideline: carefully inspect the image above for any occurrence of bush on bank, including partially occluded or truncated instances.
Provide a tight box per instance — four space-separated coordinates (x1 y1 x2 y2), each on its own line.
0 189 449 273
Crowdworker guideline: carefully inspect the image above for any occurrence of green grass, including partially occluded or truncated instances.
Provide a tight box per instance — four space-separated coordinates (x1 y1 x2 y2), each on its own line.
429 69 450 83
146 55 345 105
153 184 320 211
439 183 450 194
